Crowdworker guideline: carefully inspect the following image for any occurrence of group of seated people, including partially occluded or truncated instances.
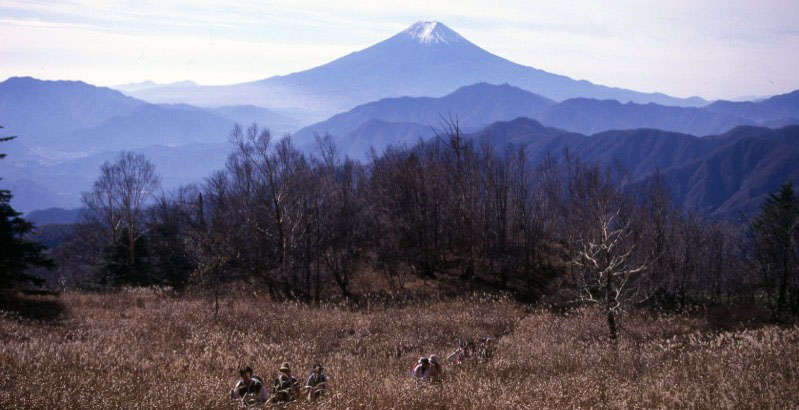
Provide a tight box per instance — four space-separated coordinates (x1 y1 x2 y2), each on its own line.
231 337 494 403
411 354 443 383
230 362 326 404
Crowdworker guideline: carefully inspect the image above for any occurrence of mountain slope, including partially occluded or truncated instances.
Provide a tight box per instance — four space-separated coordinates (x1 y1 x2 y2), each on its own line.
651 130 799 214
0 77 145 147
126 21 706 115
64 104 236 151
336 119 435 159
293 83 554 149
470 118 799 215
703 89 799 123
469 116 582 159
0 77 297 157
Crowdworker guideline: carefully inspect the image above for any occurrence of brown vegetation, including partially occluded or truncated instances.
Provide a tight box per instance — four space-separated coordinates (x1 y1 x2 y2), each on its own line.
2 288 797 409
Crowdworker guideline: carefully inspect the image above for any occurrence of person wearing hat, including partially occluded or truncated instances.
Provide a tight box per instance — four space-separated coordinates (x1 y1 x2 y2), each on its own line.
411 357 430 382
230 365 268 403
271 362 299 403
304 363 327 401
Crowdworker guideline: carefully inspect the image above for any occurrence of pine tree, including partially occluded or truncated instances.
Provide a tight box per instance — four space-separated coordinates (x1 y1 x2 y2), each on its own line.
0 127 53 289
753 181 799 316
94 228 149 286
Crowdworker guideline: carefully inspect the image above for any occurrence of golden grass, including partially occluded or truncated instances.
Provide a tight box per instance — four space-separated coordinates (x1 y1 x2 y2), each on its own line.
1 289 797 409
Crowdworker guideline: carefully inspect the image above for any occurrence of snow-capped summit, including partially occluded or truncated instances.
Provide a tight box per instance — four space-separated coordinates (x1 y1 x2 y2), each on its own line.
125 20 706 114
401 21 464 45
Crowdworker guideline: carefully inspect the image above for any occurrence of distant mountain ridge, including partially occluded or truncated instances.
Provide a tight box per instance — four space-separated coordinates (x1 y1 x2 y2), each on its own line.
471 118 799 216
293 83 799 160
124 21 707 117
292 82 555 156
0 77 299 212
0 76 145 146
113 80 198 93
0 77 299 156
536 98 755 136
704 90 799 123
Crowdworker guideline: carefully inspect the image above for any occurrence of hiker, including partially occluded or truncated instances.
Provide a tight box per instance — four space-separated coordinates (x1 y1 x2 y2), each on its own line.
465 339 477 359
479 337 493 362
411 357 430 382
271 362 299 403
428 354 443 384
230 366 268 403
304 363 327 401
447 339 467 365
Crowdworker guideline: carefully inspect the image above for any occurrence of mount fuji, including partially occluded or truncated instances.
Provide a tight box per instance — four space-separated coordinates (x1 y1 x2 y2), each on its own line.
123 21 706 120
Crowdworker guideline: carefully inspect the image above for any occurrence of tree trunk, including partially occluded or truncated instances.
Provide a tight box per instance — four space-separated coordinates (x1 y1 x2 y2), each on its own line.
214 280 220 318
606 271 618 340
331 261 357 304
128 226 136 280
777 251 789 317
607 307 618 341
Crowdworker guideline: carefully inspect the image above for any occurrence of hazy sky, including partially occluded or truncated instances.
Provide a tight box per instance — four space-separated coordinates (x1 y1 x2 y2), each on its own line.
1 0 797 100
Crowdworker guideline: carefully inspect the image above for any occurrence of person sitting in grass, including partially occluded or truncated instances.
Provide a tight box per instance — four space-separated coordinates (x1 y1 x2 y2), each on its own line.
428 354 443 384
479 337 494 362
230 366 268 403
270 362 299 403
304 363 327 401
411 356 430 382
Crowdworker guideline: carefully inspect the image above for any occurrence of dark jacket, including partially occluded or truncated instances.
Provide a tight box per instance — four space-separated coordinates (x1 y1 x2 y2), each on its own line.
306 372 327 388
233 376 264 397
274 374 298 393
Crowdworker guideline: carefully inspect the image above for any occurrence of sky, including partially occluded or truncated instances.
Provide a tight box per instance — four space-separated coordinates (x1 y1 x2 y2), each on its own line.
1 0 797 100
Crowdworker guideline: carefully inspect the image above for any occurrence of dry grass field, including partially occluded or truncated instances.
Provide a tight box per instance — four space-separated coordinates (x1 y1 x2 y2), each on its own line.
1 288 798 409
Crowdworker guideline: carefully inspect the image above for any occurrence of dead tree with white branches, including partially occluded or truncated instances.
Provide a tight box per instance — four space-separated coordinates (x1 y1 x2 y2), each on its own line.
567 164 653 340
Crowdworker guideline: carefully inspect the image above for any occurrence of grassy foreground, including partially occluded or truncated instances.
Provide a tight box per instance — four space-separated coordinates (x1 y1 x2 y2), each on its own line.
1 288 798 409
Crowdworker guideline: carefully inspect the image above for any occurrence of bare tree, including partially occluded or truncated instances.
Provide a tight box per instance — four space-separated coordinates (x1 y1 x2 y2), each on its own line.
117 152 161 270
82 151 160 283
82 161 122 243
568 166 653 339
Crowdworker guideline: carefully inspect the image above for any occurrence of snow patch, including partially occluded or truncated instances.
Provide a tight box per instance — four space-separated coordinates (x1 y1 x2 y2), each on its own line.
402 21 463 45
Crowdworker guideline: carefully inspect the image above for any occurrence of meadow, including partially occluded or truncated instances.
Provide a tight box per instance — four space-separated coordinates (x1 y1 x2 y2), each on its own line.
1 287 798 409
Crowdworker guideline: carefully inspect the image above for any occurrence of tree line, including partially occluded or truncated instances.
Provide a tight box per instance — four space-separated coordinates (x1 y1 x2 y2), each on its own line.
18 122 799 333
